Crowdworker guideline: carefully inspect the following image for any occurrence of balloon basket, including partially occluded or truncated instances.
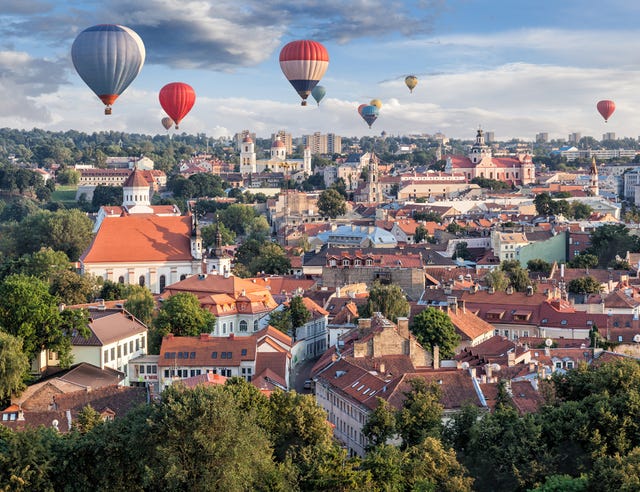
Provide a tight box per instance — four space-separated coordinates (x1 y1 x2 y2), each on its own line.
301 101 307 106
104 107 112 115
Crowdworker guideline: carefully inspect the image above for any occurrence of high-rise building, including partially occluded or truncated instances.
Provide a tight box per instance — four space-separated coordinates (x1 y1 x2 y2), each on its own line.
568 132 582 143
484 131 495 143
234 130 256 150
303 132 342 155
536 132 549 143
602 132 616 141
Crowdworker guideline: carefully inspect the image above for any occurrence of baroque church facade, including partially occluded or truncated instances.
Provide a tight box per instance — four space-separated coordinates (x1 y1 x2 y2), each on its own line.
239 135 312 176
445 129 536 186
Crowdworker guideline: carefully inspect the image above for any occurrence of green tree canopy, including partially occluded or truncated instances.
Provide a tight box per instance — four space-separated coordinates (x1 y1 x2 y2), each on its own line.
567 276 602 295
0 331 29 401
317 188 347 218
410 307 461 359
361 282 410 323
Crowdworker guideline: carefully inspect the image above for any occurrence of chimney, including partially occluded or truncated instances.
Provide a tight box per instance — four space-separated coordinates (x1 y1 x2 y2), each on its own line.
485 363 492 379
507 351 516 366
229 333 235 340
396 317 410 339
165 333 174 340
358 318 372 330
432 345 440 369
200 333 210 340
457 299 466 314
379 362 385 374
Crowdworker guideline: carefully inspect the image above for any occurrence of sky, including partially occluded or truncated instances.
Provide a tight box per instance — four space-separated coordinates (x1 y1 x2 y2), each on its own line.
1 0 640 142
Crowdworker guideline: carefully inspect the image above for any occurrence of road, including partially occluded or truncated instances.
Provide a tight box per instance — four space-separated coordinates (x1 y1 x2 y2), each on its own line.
291 356 320 394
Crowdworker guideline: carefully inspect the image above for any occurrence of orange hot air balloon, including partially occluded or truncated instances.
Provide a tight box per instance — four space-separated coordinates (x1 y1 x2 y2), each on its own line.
161 116 174 130
597 100 615 122
159 82 196 129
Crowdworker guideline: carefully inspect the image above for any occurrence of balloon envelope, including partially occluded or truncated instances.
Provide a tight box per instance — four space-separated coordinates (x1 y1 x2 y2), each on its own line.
311 85 326 106
405 75 418 93
71 24 145 114
361 105 379 128
357 104 367 116
597 100 615 122
159 83 196 129
161 116 174 130
370 99 382 109
279 40 329 106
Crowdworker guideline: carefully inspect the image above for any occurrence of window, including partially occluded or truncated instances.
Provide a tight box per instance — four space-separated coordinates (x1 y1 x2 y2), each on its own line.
241 349 247 356
190 352 196 359
151 365 157 374
130 341 134 353
555 362 562 369
117 345 121 358
104 349 109 362
118 276 125 284
123 344 128 356
211 351 218 359
222 323 227 334
566 362 574 369
140 365 145 374
110 347 115 360
239 320 248 332
138 275 145 287
136 339 140 351
159 275 166 292
227 352 232 358
164 369 170 378
141 336 145 349
254 320 259 331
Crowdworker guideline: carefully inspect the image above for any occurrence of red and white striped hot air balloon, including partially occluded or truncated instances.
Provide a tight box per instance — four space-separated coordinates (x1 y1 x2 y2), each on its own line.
279 40 329 106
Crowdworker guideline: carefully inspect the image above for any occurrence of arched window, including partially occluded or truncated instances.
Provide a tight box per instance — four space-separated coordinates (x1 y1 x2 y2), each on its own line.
180 274 187 281
222 323 227 334
254 320 259 331
118 276 125 284
159 275 166 292
239 320 248 332
138 275 145 287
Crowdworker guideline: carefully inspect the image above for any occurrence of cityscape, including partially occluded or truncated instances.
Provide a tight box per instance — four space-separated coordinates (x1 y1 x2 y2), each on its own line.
2 1 640 491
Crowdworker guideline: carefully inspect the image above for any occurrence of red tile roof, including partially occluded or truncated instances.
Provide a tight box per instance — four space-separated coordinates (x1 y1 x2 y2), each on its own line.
81 215 193 263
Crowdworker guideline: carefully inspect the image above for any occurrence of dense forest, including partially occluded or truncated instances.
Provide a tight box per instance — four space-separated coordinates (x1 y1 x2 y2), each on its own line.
2 359 640 491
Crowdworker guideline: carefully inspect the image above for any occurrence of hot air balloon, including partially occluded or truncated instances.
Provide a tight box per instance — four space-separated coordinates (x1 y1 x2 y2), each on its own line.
279 40 329 106
159 83 196 129
71 24 145 115
357 104 367 116
370 99 382 110
597 100 615 122
312 85 326 106
161 116 174 130
360 105 379 128
405 75 418 93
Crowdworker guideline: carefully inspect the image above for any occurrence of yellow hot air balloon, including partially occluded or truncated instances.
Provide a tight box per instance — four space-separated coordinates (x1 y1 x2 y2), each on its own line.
405 75 418 93
370 99 382 110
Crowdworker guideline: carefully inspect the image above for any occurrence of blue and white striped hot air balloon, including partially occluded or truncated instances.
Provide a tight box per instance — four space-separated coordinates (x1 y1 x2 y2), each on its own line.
71 24 145 115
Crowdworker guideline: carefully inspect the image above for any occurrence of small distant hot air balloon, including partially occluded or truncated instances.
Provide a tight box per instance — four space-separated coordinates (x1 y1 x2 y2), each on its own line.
597 100 616 122
360 105 379 128
357 104 367 116
279 40 329 106
71 24 146 115
312 85 326 106
370 99 382 110
405 75 418 93
161 116 174 130
159 83 196 129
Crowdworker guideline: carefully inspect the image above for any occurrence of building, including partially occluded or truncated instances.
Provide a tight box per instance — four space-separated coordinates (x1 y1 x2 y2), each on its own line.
445 129 535 185
80 169 204 294
161 273 279 337
303 132 342 155
239 135 311 175
156 326 292 392
536 133 549 143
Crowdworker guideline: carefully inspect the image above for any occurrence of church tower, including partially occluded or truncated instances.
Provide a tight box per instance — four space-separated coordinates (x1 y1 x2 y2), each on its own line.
468 128 491 164
589 157 599 196
122 168 154 214
366 152 382 203
271 137 287 161
239 135 257 173
205 219 232 276
303 146 312 175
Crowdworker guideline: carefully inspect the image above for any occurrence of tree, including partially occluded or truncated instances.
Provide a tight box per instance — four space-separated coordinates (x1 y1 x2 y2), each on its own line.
50 269 98 305
528 259 552 276
362 398 397 449
247 242 291 275
0 331 29 401
414 224 428 243
567 276 602 295
124 285 155 326
268 308 292 335
359 282 410 323
396 378 444 448
201 222 235 248
484 268 510 292
0 274 69 361
534 192 554 216
289 295 311 329
568 254 599 269
152 292 215 352
56 168 80 185
587 224 640 268
410 307 461 359
530 474 588 492
91 185 122 210
318 188 347 218
452 241 471 261
219 204 258 236
73 405 103 434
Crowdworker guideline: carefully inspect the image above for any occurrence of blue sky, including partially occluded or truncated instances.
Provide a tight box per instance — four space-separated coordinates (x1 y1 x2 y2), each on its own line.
1 0 640 142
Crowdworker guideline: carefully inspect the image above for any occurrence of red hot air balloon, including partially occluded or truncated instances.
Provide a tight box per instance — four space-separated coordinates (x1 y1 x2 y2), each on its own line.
159 82 196 129
357 104 367 116
597 100 615 122
279 40 329 106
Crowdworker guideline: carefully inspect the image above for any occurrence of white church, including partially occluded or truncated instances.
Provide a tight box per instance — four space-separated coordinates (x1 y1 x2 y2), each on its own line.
239 135 312 176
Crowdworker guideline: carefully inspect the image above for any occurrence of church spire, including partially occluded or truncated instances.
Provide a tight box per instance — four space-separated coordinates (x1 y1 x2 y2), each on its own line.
589 157 599 196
